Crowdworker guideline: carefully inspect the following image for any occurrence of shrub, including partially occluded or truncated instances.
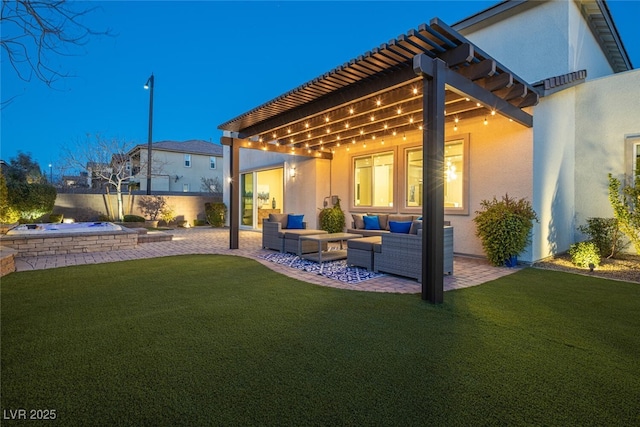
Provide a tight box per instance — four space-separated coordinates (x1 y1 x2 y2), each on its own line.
577 217 625 259
159 205 176 225
193 219 207 227
608 173 640 254
473 194 538 266
0 172 20 224
97 214 112 222
123 214 146 222
49 214 64 223
205 202 227 227
8 181 56 221
569 241 601 268
319 197 345 233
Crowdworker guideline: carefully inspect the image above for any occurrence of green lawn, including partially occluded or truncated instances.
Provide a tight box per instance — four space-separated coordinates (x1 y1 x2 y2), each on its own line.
2 255 639 426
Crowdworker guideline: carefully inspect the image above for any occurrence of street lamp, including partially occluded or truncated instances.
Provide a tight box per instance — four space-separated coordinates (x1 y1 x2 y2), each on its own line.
48 163 52 183
144 73 154 195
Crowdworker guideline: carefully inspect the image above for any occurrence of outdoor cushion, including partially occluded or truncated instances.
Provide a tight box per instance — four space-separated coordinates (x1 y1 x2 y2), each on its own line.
389 221 412 234
387 215 414 229
363 215 381 230
269 213 288 229
409 220 423 235
347 236 382 251
287 214 304 229
376 214 389 230
352 214 365 229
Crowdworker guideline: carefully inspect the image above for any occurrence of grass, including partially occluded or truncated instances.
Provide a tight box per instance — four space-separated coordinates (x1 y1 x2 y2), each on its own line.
2 255 639 425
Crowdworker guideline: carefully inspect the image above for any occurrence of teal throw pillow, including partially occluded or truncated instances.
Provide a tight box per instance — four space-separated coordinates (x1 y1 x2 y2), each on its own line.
287 214 304 229
389 221 412 233
363 215 380 230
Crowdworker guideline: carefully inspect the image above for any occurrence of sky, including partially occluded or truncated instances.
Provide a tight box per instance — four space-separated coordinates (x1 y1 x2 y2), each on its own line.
2 0 639 175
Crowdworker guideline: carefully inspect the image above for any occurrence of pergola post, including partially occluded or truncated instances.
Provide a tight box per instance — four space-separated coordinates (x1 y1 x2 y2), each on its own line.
229 139 240 249
416 56 446 304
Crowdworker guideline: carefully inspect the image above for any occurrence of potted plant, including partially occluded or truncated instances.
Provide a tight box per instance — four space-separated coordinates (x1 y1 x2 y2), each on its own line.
473 194 538 267
318 197 345 233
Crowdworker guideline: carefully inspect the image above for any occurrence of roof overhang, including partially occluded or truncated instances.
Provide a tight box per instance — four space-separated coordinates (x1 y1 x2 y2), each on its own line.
219 18 538 159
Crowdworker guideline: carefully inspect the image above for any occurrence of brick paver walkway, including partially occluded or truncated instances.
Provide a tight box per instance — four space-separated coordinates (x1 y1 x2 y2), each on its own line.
12 227 522 293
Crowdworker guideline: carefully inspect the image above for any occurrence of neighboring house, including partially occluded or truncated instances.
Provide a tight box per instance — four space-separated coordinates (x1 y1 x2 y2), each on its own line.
218 0 639 268
128 140 224 193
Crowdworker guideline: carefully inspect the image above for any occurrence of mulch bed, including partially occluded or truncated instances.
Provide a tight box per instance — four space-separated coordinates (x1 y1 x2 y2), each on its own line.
534 253 640 283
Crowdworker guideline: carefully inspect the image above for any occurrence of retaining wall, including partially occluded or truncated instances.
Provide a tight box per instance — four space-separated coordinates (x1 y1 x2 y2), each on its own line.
0 229 139 257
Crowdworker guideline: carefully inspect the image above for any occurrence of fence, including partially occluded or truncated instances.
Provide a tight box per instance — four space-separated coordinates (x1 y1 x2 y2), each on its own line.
52 192 223 224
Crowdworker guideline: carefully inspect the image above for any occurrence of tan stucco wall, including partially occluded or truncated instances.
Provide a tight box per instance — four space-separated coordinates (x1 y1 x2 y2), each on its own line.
53 193 219 224
574 69 640 251
328 114 534 259
461 0 613 83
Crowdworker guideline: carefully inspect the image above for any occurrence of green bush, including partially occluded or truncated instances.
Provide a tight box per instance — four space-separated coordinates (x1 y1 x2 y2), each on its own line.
193 219 207 227
49 214 64 223
569 241 601 268
473 194 538 266
319 197 345 233
123 214 146 222
0 172 20 224
577 217 625 259
8 181 56 221
205 202 227 227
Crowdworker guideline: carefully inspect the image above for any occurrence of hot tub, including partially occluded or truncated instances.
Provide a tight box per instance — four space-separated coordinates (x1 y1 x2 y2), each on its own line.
1 222 137 256
6 222 123 235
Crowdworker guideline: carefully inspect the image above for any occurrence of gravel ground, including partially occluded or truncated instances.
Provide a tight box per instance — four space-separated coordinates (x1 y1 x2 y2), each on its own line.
534 253 640 283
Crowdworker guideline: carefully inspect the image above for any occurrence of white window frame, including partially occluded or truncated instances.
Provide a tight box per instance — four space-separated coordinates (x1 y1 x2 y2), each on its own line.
402 133 470 215
182 183 190 192
210 156 217 169
351 151 395 210
184 154 191 168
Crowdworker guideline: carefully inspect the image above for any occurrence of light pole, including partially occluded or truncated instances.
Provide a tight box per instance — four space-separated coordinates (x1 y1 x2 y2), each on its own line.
144 73 154 195
48 163 52 183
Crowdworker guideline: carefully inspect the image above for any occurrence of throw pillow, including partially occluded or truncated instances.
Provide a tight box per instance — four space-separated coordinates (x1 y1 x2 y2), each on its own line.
287 214 304 229
389 221 412 234
269 213 288 229
363 215 381 230
409 220 422 235
352 214 365 229
377 214 389 230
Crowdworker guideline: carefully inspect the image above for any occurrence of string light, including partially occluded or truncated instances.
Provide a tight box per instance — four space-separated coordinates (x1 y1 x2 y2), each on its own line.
454 124 458 131
376 99 381 107
491 110 496 116
349 107 354 114
397 107 402 114
454 116 459 123
413 87 418 95
392 130 397 136
403 133 407 141
484 117 488 125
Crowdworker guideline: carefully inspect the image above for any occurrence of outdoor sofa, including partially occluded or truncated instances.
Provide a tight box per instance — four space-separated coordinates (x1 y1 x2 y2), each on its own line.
374 225 454 282
262 213 327 254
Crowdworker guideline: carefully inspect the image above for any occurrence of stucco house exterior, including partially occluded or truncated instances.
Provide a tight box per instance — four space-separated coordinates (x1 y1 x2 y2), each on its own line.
128 139 223 193
218 0 638 278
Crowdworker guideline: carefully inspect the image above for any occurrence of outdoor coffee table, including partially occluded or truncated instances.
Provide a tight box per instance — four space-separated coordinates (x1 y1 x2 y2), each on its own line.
298 232 363 263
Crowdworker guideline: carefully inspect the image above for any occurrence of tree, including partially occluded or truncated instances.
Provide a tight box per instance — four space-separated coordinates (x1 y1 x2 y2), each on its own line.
5 151 44 183
63 134 132 221
1 0 110 89
200 176 222 194
2 152 55 222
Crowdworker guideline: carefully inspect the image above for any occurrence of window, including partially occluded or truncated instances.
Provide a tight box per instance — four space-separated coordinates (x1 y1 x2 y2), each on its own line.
210 156 217 169
625 136 640 184
184 154 191 167
182 183 189 192
404 136 469 214
353 152 394 208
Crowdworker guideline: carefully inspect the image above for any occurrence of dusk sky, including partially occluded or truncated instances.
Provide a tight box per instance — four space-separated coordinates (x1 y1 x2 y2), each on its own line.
2 0 639 175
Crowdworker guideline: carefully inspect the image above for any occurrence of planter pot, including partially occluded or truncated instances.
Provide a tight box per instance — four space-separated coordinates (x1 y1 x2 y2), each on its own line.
504 255 518 268
145 220 159 228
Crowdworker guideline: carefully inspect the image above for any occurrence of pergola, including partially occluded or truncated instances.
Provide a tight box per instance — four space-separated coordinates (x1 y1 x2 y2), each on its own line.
218 18 539 303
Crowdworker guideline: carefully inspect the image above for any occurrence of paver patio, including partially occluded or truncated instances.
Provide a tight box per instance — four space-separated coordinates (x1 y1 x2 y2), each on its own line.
12 227 520 293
